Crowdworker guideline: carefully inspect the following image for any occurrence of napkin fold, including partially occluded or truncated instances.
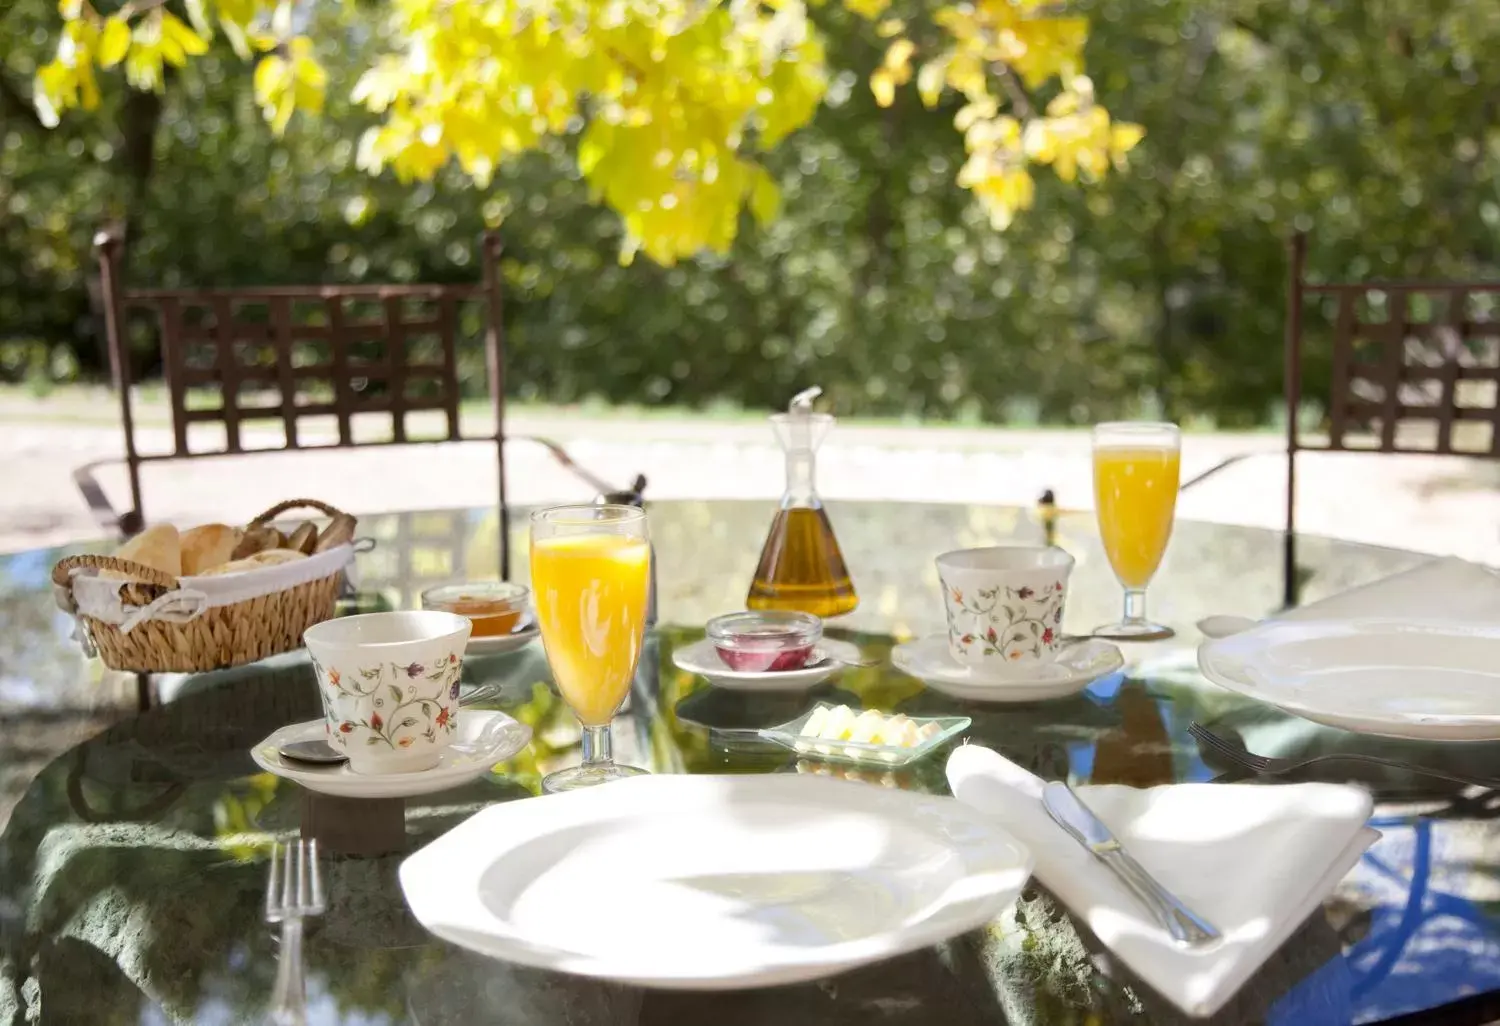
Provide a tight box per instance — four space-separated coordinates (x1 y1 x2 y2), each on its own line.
947 744 1377 1018
1284 555 1500 623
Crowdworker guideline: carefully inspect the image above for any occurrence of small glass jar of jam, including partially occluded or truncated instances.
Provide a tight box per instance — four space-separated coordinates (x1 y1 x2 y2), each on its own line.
421 582 530 638
705 610 823 673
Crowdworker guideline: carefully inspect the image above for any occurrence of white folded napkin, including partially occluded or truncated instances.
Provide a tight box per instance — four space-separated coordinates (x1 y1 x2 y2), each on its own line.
947 744 1378 1018
1285 555 1500 622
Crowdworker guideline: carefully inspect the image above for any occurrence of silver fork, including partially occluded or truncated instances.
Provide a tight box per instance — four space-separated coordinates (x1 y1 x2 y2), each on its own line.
264 839 327 1025
1188 722 1500 791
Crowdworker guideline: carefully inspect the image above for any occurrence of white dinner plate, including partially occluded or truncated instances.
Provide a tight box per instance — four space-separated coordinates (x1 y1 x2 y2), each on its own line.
250 711 532 798
399 774 1033 989
891 635 1125 702
1198 618 1500 741
672 637 862 691
464 621 540 657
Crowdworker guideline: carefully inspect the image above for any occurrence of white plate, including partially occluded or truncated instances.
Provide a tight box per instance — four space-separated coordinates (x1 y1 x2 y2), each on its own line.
399 774 1032 989
672 637 862 691
1198 618 1500 741
464 622 540 657
892 635 1124 702
250 711 532 798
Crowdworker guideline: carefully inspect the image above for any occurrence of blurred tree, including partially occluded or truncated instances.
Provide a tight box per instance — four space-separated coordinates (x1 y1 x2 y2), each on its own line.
31 0 1138 265
3 0 1499 425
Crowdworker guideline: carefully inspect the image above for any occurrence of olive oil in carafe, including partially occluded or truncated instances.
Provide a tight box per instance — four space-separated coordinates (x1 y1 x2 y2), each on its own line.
748 507 858 617
746 386 859 618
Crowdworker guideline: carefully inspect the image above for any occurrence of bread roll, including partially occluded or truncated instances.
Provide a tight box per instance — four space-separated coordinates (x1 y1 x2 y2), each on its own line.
287 522 318 555
109 524 181 579
247 549 307 567
180 524 244 575
198 549 308 576
231 526 281 560
315 513 356 552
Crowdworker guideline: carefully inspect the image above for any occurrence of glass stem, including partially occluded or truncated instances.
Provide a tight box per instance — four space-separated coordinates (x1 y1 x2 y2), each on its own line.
581 723 613 767
1123 588 1148 625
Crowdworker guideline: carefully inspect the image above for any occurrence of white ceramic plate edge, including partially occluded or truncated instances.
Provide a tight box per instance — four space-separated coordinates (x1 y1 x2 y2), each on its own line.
1198 618 1500 738
399 774 1033 989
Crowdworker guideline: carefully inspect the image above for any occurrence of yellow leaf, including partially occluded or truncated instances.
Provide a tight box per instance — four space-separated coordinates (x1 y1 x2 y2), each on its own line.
749 166 780 224
184 0 214 42
916 58 947 108
58 0 83 20
272 94 295 135
843 0 889 19
162 13 209 57
254 54 288 108
221 19 252 60
99 17 131 68
875 18 905 38
1110 122 1145 154
870 67 895 107
883 38 915 76
77 59 99 110
954 97 997 132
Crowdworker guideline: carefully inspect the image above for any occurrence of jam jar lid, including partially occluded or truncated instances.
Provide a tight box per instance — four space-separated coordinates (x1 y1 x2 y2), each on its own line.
420 581 530 612
705 610 823 649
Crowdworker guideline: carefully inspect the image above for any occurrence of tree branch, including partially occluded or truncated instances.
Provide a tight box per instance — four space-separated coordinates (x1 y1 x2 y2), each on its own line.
994 65 1034 119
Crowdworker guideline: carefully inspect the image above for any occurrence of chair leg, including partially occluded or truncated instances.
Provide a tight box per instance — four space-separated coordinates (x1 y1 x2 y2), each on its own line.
1283 530 1297 609
135 672 154 712
1283 447 1298 609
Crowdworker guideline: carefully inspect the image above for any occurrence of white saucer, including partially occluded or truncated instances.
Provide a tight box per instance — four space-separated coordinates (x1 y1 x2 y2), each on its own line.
464 622 540 657
672 638 862 692
892 635 1124 702
250 710 532 798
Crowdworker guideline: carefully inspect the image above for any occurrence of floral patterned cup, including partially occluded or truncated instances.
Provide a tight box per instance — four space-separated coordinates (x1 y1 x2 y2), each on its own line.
936 546 1074 676
304 611 472 774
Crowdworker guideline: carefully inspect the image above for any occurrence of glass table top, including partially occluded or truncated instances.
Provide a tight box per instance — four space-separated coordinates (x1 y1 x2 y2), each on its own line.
1 500 1496 1026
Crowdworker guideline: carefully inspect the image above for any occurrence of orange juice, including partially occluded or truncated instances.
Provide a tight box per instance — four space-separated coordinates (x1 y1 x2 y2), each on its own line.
1093 447 1180 588
531 534 651 725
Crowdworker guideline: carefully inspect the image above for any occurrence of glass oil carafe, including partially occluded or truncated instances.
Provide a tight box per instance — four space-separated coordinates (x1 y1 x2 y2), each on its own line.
747 387 859 618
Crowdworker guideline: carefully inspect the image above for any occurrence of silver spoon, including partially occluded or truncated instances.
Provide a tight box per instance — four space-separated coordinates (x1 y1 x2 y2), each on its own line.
279 739 346 765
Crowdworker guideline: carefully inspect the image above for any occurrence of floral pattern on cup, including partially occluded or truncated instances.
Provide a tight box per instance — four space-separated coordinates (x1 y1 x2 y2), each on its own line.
313 652 462 752
944 579 1066 663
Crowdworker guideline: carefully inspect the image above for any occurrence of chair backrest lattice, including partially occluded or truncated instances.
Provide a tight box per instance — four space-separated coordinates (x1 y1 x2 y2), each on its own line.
94 230 514 577
1289 233 1500 459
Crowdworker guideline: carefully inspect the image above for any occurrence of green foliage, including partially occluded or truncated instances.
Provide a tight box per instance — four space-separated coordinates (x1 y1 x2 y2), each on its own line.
3 0 1500 424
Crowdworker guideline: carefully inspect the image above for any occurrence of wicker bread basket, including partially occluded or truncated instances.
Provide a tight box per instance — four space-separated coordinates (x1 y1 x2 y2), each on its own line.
52 499 356 674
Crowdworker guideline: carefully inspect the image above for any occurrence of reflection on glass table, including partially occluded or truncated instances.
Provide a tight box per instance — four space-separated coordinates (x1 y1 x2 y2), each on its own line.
0 500 1489 1026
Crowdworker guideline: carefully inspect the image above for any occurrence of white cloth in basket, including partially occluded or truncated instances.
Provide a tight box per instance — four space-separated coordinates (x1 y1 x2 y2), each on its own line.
68 544 355 634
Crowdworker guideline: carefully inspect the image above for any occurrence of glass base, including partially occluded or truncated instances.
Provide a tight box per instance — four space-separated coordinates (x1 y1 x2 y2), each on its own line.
1092 620 1175 642
542 762 648 794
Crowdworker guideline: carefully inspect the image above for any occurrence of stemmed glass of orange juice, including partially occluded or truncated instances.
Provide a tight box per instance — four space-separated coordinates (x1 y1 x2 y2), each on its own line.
1092 422 1180 641
531 504 652 792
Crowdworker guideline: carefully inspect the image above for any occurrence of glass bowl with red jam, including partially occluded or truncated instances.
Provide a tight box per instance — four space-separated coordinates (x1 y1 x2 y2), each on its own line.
705 610 823 673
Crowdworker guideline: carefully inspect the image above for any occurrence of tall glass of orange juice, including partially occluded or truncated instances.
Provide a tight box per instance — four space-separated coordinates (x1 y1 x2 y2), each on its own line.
530 504 651 792
1092 422 1180 640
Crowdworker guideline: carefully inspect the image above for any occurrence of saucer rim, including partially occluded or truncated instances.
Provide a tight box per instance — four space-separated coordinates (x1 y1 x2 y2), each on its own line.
463 622 541 656
250 710 531 796
671 637 859 683
893 634 1124 686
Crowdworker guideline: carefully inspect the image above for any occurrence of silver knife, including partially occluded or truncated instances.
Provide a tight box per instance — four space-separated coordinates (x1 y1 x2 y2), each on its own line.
1042 781 1221 948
